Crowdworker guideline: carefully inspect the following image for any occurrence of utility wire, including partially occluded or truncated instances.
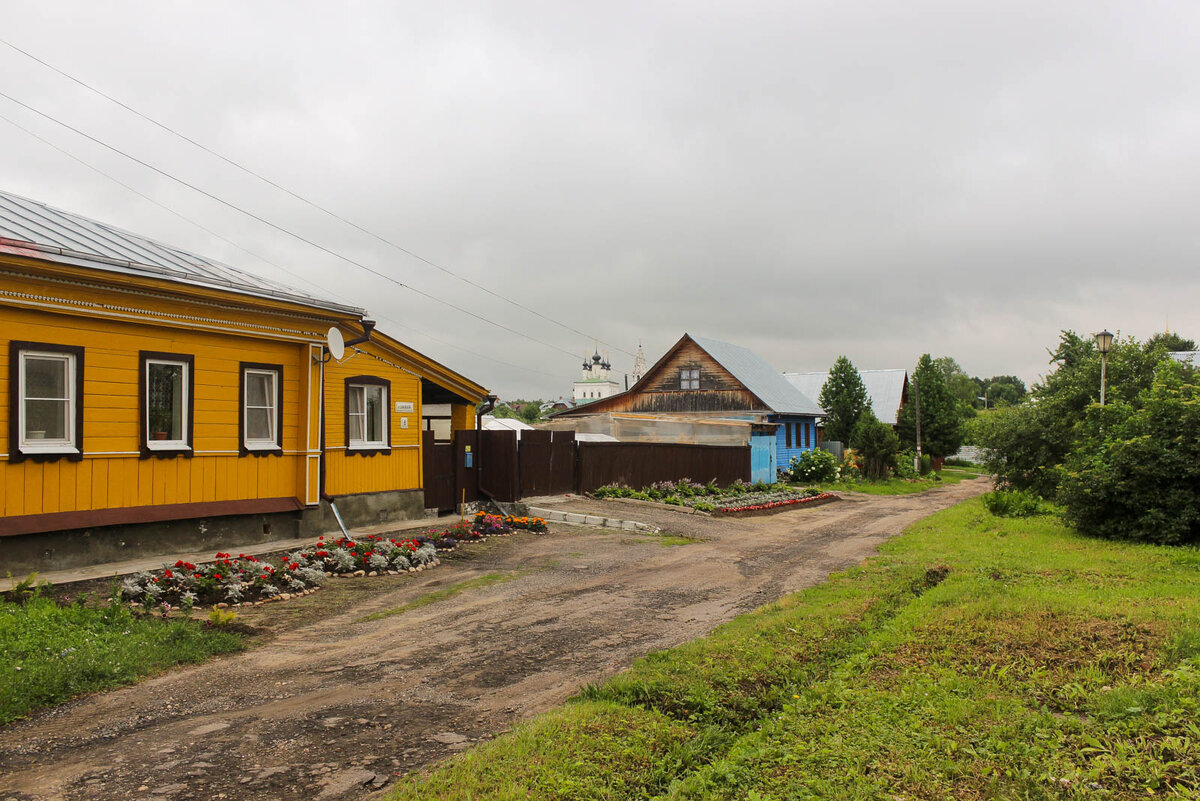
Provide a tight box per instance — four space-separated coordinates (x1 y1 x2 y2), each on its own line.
0 108 564 380
0 37 633 359
0 87 583 360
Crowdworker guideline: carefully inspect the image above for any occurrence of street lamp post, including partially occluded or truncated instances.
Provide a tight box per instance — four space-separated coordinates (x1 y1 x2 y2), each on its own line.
1095 330 1113 406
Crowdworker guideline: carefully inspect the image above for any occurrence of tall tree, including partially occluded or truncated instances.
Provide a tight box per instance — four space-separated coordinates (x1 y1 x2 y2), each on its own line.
980 375 1026 407
851 410 900 480
933 356 982 407
818 356 870 444
1145 331 1196 353
897 354 966 458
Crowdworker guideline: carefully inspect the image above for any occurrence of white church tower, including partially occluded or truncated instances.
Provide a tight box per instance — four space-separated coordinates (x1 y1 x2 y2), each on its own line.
631 342 647 386
573 343 622 404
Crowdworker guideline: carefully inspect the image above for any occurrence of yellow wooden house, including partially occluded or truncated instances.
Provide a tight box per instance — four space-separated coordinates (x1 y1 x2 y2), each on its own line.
0 189 487 572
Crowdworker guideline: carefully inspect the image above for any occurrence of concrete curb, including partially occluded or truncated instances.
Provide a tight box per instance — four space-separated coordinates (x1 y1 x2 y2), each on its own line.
527 507 660 533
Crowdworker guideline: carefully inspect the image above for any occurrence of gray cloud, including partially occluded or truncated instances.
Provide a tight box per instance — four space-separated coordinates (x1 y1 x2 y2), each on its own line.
3 0 1198 397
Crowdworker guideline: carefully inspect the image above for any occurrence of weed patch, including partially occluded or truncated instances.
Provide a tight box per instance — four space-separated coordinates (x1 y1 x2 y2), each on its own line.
0 594 244 724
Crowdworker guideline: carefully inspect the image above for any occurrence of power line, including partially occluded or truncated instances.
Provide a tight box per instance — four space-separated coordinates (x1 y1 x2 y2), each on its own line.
0 108 564 381
0 37 633 359
0 87 584 361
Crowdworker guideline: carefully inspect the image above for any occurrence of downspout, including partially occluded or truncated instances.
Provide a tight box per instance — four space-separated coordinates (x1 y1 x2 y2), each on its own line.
320 320 376 537
475 394 499 502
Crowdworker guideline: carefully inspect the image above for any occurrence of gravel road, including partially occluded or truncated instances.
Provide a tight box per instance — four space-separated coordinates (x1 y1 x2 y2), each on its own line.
0 477 988 800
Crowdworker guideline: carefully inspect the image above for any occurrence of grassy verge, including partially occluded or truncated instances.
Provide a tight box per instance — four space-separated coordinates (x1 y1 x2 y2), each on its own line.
355 572 522 623
0 594 244 725
389 499 1200 799
814 467 983 495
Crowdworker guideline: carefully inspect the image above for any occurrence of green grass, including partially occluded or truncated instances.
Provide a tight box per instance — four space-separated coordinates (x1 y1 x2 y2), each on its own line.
814 468 983 495
355 572 521 623
389 499 1200 800
0 594 244 725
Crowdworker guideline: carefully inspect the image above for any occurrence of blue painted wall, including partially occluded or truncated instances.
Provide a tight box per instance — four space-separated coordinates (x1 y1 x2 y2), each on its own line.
772 414 819 473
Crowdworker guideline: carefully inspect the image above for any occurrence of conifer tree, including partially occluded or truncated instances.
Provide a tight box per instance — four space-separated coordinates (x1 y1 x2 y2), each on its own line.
818 356 870 444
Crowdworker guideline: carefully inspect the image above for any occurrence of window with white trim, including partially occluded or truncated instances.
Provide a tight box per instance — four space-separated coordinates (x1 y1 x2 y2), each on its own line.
19 349 78 453
680 368 700 390
144 358 189 449
243 368 280 450
348 382 387 447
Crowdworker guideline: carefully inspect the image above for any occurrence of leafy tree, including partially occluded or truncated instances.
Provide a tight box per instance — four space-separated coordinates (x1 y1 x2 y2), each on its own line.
850 411 900 480
491 399 544 423
978 330 1172 497
980 375 1026 407
818 356 870 444
1058 360 1200 544
1144 331 1196 353
896 354 966 458
933 356 982 407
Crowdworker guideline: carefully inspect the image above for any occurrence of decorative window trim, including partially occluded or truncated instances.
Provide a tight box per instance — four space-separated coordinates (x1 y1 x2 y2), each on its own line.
138 351 195 459
239 362 283 457
344 375 391 456
8 341 85 464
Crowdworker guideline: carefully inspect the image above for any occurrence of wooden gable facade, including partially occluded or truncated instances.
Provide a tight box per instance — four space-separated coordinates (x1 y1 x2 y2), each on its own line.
563 335 765 416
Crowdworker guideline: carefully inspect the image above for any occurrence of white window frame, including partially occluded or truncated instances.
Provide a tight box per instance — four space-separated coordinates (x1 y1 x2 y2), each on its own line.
18 349 78 455
144 358 191 451
348 382 388 449
243 367 280 451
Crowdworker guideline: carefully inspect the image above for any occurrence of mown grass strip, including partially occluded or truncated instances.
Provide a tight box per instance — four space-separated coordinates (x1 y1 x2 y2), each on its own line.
0 596 244 725
389 498 1200 800
356 572 520 623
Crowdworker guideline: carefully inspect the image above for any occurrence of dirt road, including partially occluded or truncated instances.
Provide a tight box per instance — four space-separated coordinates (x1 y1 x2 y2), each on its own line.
0 479 987 800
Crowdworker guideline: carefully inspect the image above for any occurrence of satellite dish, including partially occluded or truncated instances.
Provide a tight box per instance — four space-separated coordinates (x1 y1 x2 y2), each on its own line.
326 327 345 360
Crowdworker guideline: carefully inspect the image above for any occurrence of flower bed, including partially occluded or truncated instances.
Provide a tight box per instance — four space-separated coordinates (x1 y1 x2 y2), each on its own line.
591 479 826 514
715 491 838 516
118 510 550 611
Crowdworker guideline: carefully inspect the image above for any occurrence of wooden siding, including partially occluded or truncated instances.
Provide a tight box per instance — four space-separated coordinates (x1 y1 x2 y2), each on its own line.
774 416 818 467
586 340 761 414
450 403 474 433
321 342 422 496
1 302 318 520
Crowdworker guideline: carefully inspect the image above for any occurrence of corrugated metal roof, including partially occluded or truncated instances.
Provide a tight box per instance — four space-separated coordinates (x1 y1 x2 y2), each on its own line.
784 368 908 424
1169 351 1199 365
0 188 364 316
689 335 824 416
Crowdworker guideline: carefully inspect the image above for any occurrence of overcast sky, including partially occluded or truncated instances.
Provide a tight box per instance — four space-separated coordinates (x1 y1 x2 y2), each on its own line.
3 1 1198 399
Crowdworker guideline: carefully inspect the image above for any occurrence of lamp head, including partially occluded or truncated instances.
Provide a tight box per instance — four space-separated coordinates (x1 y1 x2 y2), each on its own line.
1095 330 1114 355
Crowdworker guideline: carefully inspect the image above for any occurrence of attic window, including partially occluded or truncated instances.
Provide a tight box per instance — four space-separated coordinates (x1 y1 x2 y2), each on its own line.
680 368 700 390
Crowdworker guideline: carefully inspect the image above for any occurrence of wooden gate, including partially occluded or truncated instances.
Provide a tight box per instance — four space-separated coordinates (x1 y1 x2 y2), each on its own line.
519 430 553 497
421 430 456 512
480 430 519 502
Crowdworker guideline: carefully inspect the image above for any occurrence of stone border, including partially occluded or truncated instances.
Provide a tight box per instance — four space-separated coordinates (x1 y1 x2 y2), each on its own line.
527 506 660 533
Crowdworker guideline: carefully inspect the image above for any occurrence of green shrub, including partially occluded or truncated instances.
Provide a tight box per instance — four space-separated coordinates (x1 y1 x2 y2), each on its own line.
894 451 919 479
919 453 932 475
943 457 974 467
789 449 838 483
982 489 1047 518
1058 361 1200 545
850 412 900 480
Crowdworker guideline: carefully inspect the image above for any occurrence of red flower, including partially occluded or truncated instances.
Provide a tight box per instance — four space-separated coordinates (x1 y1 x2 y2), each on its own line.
163 569 173 578
289 564 298 571
174 560 185 568
214 573 222 580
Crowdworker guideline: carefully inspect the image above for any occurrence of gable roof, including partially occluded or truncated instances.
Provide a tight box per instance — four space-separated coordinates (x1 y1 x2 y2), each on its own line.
0 188 363 316
688 335 823 416
784 368 908 424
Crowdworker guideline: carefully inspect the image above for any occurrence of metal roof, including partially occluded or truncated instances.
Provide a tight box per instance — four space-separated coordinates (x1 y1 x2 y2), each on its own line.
784 368 908 424
1169 351 1199 365
688 335 824 416
0 188 364 316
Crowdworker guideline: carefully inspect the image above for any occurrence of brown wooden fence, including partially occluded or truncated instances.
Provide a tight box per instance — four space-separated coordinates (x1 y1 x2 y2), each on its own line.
576 442 750 493
436 430 748 507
